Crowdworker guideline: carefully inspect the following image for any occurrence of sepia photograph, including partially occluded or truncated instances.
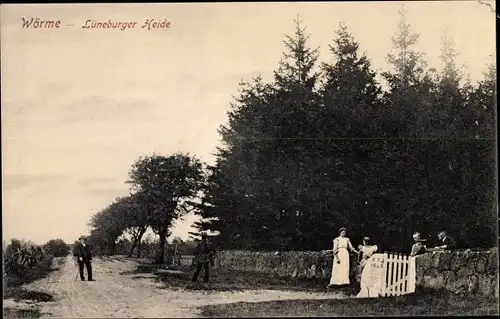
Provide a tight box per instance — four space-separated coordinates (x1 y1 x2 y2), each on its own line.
1 1 498 318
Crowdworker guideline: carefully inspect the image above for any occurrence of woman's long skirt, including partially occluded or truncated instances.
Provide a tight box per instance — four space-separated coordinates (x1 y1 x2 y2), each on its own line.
329 248 350 285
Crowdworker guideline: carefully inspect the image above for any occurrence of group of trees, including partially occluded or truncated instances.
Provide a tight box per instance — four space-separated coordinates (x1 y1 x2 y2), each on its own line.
87 8 496 257
98 235 199 261
86 153 205 264
194 11 496 252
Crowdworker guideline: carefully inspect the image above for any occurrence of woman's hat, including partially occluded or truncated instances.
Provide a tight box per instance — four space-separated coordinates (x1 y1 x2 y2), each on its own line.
363 236 371 241
79 236 87 240
339 227 347 233
416 238 427 242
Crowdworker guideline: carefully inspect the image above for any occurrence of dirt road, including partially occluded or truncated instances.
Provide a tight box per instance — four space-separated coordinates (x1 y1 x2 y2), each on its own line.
5 256 343 318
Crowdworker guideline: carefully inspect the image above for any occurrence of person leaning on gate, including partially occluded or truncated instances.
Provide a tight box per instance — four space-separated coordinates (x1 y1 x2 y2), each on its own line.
191 233 215 283
74 236 94 281
355 236 378 283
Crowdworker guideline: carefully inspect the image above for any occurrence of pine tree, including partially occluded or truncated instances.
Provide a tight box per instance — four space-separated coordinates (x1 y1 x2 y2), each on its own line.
439 32 462 87
382 4 432 137
264 16 324 250
195 17 324 250
432 32 467 136
274 15 319 92
384 5 427 88
314 23 386 243
473 61 496 138
321 22 382 137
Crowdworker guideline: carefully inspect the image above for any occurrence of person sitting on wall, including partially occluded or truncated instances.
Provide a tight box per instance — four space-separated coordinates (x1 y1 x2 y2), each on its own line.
410 232 427 257
433 230 457 250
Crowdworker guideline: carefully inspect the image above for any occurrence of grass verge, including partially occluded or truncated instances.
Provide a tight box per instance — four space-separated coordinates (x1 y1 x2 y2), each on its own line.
4 256 59 288
126 260 354 293
3 256 62 319
122 256 361 294
199 288 499 317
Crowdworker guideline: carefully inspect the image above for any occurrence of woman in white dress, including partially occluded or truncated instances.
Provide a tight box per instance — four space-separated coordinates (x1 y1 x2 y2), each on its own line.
328 227 359 286
355 236 378 283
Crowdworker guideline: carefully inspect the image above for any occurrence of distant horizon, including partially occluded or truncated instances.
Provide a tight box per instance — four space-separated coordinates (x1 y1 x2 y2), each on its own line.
2 2 496 245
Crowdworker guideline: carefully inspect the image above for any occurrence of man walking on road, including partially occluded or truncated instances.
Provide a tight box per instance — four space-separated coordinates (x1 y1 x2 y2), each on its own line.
74 236 93 281
191 233 215 283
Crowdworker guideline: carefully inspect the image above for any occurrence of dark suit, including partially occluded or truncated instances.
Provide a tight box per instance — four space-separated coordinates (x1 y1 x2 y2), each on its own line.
74 244 93 281
441 236 456 250
191 241 215 282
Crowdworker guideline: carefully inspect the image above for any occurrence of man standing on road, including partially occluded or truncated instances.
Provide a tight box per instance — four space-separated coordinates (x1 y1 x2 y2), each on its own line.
191 233 215 283
74 236 93 281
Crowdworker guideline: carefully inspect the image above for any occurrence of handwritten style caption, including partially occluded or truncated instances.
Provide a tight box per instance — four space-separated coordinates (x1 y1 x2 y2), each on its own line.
369 256 384 269
21 17 171 31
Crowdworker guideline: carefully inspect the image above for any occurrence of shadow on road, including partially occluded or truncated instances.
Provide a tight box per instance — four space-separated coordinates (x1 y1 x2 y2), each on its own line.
4 289 55 303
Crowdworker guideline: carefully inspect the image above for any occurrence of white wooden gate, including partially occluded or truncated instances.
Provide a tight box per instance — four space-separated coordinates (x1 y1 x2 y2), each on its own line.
380 252 416 297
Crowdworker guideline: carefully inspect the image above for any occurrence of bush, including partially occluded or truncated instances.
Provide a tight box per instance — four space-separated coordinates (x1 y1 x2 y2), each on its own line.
43 239 70 257
3 239 46 276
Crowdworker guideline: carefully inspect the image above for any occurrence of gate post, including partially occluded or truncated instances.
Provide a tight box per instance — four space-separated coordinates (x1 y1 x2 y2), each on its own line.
381 252 389 297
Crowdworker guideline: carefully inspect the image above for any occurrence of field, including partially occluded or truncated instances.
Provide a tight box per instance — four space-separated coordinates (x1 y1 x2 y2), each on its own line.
2 255 498 318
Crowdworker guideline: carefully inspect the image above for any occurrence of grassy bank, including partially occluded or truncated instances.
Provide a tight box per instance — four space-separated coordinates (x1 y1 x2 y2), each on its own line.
161 267 335 293
200 288 499 317
3 256 62 319
125 259 357 294
4 256 58 288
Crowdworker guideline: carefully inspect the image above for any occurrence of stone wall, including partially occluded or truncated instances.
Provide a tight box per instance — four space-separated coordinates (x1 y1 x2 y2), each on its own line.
216 248 499 297
414 248 498 297
215 250 359 280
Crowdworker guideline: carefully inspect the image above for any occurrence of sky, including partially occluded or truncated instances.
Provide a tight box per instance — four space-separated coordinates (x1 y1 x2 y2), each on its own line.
1 1 496 245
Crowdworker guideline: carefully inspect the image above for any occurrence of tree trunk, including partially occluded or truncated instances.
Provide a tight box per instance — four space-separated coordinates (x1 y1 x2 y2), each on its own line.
127 227 147 258
136 229 146 258
154 228 168 264
137 240 142 258
111 241 116 255
128 241 137 257
106 242 112 256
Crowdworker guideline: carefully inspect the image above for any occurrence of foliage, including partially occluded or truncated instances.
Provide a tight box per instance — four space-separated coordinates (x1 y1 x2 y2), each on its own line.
3 239 46 276
43 239 70 257
194 13 496 252
85 10 496 255
88 200 128 255
126 153 206 263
